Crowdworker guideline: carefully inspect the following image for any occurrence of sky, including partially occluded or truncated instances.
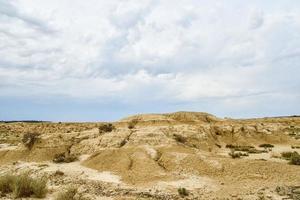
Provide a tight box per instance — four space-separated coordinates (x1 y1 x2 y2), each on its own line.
0 0 300 121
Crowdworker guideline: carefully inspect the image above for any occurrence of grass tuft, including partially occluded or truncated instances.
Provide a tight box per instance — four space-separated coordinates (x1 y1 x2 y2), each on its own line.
55 187 77 200
0 172 47 198
0 174 14 193
178 187 189 197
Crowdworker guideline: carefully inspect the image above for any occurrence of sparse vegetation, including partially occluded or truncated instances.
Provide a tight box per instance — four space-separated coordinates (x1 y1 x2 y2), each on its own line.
226 144 254 150
290 152 300 165
228 149 248 159
22 132 39 149
174 134 187 144
247 148 268 154
259 144 274 148
128 119 138 129
178 187 189 197
2 113 300 199
53 153 77 163
291 145 300 149
119 139 127 147
215 143 222 148
0 172 47 198
225 144 235 148
280 151 300 165
55 187 77 200
281 151 295 160
98 123 115 134
0 174 14 193
226 144 267 154
229 151 241 159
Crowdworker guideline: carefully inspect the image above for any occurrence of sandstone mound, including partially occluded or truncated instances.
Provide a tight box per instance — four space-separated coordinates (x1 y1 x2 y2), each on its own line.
82 146 170 184
120 111 220 123
164 111 221 123
82 145 224 185
120 113 170 122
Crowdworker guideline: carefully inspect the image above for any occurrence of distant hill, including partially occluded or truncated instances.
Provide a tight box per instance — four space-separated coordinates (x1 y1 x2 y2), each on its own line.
0 120 51 123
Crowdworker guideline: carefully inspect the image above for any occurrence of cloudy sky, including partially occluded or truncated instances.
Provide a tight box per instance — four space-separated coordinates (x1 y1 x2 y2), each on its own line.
0 0 300 121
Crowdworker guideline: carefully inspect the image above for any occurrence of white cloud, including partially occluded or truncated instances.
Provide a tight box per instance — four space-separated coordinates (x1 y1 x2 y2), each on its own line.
0 0 300 118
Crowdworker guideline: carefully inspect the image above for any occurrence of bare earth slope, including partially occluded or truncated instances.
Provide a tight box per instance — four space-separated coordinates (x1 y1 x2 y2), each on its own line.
0 112 300 199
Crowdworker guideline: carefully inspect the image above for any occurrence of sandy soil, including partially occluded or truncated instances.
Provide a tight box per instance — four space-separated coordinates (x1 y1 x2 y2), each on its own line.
0 112 299 199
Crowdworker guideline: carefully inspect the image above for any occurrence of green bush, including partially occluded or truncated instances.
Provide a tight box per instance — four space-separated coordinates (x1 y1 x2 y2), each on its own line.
0 172 47 198
22 132 39 149
55 187 77 200
178 187 189 197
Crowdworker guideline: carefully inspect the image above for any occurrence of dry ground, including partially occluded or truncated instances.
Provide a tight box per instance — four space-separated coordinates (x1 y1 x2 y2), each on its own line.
0 112 300 199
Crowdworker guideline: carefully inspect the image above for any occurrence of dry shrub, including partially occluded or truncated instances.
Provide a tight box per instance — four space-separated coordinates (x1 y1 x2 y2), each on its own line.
280 151 300 165
0 174 14 193
259 144 274 148
128 119 138 129
228 148 249 159
247 149 268 154
229 152 241 159
119 139 127 147
53 153 77 163
178 187 189 197
22 132 39 149
290 152 300 165
173 134 187 144
281 151 294 160
0 172 47 198
55 187 77 200
98 123 115 134
226 144 254 150
225 144 235 148
226 144 266 154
